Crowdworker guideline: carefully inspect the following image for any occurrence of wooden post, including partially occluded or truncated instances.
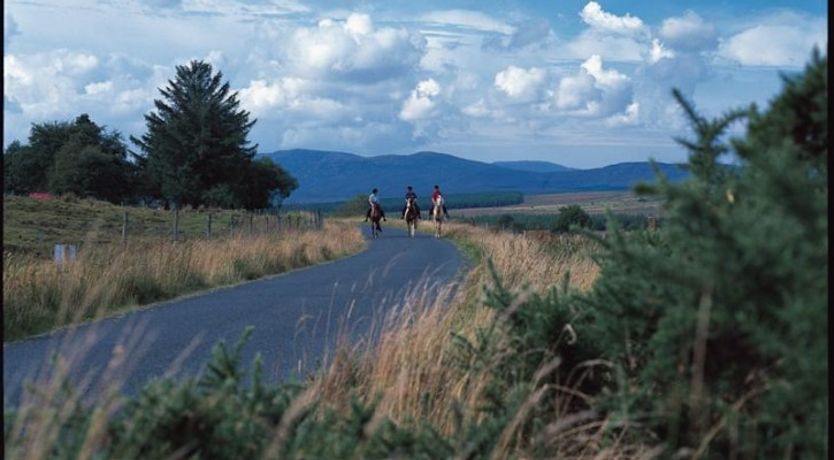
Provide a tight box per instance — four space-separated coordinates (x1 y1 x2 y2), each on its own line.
249 212 254 236
122 210 128 244
207 213 212 238
648 216 657 231
172 207 179 242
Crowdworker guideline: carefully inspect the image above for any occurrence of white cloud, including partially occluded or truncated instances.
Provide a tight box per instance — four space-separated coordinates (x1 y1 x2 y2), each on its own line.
462 98 490 118
494 66 546 99
649 38 675 64
552 55 634 118
659 11 717 51
579 1 645 35
421 10 515 34
287 13 425 82
566 3 649 62
400 78 440 121
718 13 827 66
84 81 114 95
606 101 639 126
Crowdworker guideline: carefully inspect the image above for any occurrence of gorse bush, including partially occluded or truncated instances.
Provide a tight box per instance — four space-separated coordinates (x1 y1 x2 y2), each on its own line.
582 51 827 457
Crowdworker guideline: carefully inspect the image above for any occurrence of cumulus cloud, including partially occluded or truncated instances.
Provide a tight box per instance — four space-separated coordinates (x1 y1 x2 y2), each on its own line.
566 2 648 61
400 78 440 121
237 77 348 121
580 1 645 36
552 55 634 118
659 11 717 51
494 66 546 100
649 38 675 64
286 13 425 82
718 12 826 66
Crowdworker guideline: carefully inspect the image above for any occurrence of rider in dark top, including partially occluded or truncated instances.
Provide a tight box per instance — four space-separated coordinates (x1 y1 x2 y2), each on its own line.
401 185 421 219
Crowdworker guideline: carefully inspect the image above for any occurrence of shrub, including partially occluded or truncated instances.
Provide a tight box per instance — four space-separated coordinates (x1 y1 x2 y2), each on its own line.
552 205 592 233
583 51 827 457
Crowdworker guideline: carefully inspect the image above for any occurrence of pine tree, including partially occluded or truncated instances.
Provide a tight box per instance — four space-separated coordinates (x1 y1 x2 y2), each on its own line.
131 60 258 208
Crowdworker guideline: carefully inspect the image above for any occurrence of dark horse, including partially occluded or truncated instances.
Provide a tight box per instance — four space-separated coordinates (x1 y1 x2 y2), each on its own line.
404 196 419 237
369 203 383 238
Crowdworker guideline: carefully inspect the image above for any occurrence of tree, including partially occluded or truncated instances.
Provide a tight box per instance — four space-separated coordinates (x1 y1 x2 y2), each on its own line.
131 60 295 209
239 158 298 210
552 205 592 233
4 114 136 202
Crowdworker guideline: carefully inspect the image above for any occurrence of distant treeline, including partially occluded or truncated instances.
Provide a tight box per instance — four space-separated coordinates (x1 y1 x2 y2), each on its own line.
286 191 524 215
465 212 653 233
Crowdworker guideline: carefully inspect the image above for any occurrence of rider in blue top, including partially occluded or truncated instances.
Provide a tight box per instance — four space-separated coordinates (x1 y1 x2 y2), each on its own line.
401 186 421 219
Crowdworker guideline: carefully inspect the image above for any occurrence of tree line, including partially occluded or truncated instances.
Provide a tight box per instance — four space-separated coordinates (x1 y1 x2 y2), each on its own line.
3 61 297 210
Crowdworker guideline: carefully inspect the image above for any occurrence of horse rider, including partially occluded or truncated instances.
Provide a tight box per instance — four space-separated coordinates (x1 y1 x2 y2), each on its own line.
401 185 421 219
364 188 386 222
431 185 449 218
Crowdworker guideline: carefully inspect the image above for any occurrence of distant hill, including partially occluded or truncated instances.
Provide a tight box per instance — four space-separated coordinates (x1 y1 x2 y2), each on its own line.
493 160 574 173
260 149 689 203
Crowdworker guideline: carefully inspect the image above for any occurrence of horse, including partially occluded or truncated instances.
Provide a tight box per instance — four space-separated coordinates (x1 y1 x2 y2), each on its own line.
431 197 444 238
404 196 419 237
369 203 383 238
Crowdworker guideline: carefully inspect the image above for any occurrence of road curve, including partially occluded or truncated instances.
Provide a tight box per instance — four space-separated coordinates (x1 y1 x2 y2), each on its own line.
3 227 464 406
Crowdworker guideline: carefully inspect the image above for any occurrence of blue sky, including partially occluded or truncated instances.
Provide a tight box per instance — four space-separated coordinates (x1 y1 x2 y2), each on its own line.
3 1 827 168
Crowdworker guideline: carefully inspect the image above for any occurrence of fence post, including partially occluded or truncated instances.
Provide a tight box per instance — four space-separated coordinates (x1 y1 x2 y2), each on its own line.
207 213 212 238
249 212 254 236
172 206 179 242
122 210 128 244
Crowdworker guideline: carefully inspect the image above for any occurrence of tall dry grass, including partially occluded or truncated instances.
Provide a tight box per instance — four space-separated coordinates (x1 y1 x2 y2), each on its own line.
309 222 639 458
6 221 646 459
3 221 365 342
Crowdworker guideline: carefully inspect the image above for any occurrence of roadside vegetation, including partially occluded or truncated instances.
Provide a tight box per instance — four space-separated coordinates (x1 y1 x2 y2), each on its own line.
4 219 365 342
5 52 826 459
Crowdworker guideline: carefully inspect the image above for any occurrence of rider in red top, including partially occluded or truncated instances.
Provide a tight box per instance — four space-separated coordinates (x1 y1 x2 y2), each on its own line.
431 185 449 217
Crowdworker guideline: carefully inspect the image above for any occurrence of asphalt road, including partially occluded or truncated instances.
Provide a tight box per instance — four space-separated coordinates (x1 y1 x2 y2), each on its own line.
3 226 464 406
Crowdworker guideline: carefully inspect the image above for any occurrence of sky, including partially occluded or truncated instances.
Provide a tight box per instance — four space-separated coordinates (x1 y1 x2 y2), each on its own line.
3 1 828 168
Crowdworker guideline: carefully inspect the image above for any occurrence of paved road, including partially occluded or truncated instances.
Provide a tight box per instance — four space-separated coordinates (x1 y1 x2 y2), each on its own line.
3 227 464 406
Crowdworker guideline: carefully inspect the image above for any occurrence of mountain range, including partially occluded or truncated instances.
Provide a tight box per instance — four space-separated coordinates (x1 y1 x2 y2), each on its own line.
259 149 689 203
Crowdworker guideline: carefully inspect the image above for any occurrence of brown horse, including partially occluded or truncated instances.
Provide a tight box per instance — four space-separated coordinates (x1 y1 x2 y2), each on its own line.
404 197 419 237
369 203 382 238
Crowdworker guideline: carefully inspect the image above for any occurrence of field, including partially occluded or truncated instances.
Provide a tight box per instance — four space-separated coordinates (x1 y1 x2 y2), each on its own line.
3 195 319 259
452 190 663 217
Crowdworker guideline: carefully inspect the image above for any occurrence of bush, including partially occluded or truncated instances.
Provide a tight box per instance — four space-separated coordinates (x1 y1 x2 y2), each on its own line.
552 205 592 233
582 51 827 457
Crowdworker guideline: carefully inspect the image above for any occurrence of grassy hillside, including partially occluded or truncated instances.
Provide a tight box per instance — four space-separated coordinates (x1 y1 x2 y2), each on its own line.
4 195 315 258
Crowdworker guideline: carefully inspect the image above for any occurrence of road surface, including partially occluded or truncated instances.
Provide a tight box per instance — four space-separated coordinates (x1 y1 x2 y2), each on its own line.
3 227 464 406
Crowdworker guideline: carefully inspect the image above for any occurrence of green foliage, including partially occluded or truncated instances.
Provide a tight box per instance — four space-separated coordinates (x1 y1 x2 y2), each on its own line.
584 51 828 457
552 205 593 233
4 114 136 203
131 60 296 209
333 194 369 217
